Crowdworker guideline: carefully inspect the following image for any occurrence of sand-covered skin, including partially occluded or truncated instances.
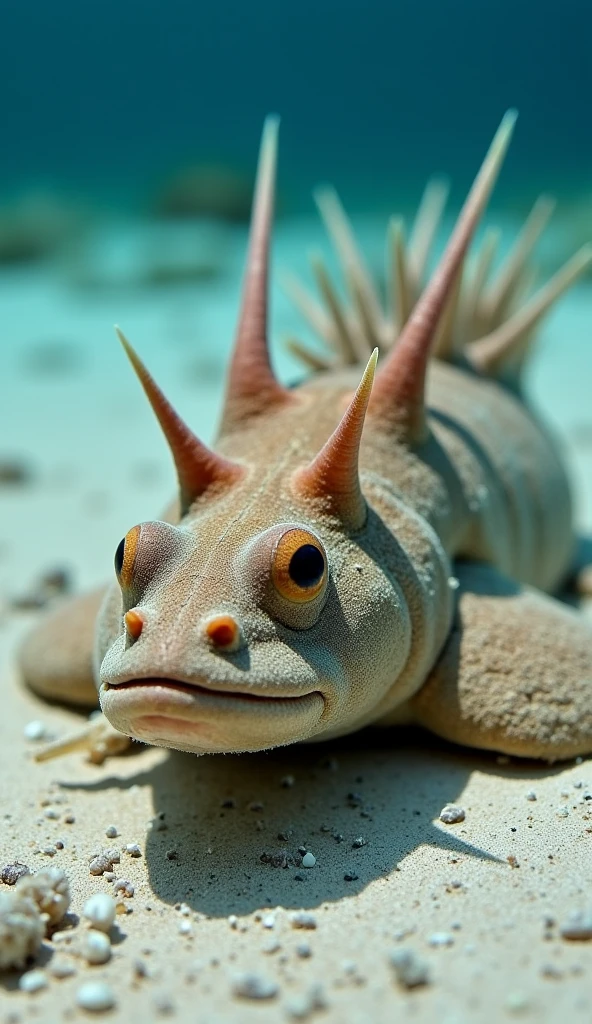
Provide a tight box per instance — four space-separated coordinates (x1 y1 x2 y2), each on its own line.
1 219 591 1021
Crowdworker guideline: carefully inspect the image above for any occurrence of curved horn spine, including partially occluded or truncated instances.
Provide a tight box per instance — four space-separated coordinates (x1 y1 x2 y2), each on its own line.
292 349 378 530
116 327 242 512
468 245 592 376
223 116 292 425
370 109 518 442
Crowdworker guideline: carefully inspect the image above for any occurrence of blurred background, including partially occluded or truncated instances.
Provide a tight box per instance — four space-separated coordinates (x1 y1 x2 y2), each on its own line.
1 0 591 601
2 0 592 208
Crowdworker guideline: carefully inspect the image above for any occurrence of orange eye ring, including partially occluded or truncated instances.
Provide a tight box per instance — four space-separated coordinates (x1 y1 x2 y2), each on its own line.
114 525 141 589
271 528 327 604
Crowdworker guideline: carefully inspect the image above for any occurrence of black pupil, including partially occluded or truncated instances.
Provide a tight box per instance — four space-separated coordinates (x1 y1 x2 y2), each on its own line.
114 538 125 576
288 544 325 589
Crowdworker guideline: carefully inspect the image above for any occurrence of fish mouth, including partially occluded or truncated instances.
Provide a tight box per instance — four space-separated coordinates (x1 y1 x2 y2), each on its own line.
100 676 325 754
103 675 317 702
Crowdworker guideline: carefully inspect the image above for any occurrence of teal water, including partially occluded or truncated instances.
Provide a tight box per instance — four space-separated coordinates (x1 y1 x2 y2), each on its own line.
1 0 591 207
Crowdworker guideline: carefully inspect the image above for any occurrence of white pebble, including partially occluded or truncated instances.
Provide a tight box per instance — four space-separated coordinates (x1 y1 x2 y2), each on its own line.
290 911 317 930
302 852 316 868
525 790 537 801
560 908 592 940
556 806 569 818
178 920 193 936
232 971 279 1000
19 969 48 993
76 981 117 1012
153 993 175 1015
82 929 111 965
389 948 430 989
105 825 118 838
428 931 454 947
439 804 466 825
505 991 529 1013
23 720 48 741
126 843 142 858
83 893 116 933
50 957 77 978
262 913 276 929
284 984 326 1019
262 938 281 954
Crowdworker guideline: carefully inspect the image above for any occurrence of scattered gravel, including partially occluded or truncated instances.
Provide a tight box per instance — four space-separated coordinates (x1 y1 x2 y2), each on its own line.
439 804 466 825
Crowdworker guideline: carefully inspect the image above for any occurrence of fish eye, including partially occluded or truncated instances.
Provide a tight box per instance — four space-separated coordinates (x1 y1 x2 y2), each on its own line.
114 525 141 588
288 544 325 588
114 538 125 576
271 528 327 603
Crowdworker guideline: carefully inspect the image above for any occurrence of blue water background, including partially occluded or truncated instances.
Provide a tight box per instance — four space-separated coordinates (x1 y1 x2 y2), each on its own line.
2 0 591 209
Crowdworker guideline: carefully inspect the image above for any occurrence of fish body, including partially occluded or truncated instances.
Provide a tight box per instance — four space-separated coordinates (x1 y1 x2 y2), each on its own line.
20 114 592 763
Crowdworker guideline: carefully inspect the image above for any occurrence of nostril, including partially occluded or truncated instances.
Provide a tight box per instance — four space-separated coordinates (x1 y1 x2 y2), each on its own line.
124 609 144 641
205 613 241 652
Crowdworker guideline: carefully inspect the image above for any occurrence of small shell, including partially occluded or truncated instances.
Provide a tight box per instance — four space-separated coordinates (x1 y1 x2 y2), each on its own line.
0 891 45 970
15 867 70 926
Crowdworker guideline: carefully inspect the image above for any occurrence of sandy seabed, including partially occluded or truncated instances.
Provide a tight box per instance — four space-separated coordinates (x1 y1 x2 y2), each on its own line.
1 215 591 1023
